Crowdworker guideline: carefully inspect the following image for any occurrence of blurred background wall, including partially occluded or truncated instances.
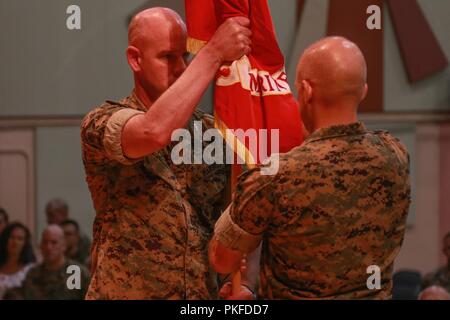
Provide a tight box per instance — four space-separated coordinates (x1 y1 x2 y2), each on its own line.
0 0 449 276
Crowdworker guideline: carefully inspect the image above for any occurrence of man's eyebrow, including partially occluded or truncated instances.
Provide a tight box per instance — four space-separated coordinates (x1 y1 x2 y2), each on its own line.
159 48 180 56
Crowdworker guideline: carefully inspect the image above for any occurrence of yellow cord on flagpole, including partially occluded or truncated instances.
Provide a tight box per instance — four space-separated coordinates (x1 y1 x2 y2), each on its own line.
187 37 206 55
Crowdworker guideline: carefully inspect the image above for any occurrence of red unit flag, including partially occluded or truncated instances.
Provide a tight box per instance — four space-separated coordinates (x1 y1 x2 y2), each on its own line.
186 0 304 166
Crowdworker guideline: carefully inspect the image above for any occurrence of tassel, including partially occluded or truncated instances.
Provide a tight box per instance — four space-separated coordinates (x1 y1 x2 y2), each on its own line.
187 37 207 55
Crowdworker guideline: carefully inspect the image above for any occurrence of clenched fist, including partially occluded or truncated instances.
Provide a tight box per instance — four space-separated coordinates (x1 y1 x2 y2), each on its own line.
206 17 252 63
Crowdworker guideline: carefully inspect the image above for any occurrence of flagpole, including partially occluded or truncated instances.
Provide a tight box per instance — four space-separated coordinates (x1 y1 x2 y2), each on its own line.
231 163 243 296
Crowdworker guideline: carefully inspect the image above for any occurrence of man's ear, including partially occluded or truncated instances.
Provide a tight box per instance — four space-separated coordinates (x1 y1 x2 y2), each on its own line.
360 83 368 103
126 46 141 73
302 80 313 106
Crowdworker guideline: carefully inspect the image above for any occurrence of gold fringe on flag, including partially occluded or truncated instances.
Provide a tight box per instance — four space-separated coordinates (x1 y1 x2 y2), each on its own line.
187 37 207 55
214 112 257 169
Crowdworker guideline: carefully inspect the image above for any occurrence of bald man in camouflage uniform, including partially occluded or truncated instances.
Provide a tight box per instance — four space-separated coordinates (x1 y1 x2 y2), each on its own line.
210 37 411 299
12 226 90 300
81 8 252 299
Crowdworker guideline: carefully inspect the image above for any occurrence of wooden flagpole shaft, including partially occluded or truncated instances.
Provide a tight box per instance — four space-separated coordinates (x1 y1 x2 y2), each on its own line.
230 163 243 296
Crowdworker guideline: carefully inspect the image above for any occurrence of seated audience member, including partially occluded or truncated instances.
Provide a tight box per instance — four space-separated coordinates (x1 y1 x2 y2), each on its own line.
419 285 450 300
0 207 9 235
422 232 450 292
45 198 91 261
61 219 90 266
0 222 36 299
45 198 70 226
17 225 90 300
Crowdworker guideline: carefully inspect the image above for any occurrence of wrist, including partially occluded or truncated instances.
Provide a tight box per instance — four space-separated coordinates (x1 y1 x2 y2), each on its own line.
201 42 223 67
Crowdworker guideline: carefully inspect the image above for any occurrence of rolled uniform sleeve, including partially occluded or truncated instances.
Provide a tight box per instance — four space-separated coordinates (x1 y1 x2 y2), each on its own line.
81 105 145 165
214 167 277 254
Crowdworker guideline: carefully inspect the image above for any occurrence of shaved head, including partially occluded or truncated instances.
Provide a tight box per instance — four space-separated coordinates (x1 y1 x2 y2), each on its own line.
297 36 367 105
126 7 188 104
41 224 66 264
295 37 368 133
128 7 186 49
419 286 450 300
42 224 65 242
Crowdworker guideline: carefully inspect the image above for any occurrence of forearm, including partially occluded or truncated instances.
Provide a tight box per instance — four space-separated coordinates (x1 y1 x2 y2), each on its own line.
124 47 222 158
143 46 221 145
122 17 251 159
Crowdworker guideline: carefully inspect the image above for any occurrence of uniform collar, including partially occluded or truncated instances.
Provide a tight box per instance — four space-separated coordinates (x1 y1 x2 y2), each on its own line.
304 122 368 144
115 90 148 112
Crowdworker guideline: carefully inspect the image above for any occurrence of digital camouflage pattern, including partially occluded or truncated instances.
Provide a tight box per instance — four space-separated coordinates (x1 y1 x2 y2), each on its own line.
81 92 228 299
226 122 411 299
17 260 90 300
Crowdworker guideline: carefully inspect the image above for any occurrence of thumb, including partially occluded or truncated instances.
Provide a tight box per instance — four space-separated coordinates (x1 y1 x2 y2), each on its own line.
232 16 250 27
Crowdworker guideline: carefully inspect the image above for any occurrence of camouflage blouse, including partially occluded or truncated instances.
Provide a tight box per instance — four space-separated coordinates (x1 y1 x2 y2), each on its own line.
81 92 228 299
215 122 411 299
